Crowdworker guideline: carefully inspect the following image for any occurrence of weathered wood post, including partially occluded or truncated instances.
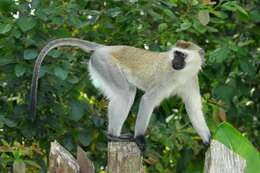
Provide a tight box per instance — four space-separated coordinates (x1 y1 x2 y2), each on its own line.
49 141 80 173
107 142 143 173
49 141 95 173
48 141 143 173
49 139 247 173
204 140 246 173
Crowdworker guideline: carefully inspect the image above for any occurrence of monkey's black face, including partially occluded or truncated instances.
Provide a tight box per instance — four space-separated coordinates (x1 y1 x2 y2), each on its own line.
172 50 187 70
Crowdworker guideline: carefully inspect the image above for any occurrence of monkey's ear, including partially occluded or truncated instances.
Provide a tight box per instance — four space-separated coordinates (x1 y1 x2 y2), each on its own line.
199 49 205 57
175 40 191 49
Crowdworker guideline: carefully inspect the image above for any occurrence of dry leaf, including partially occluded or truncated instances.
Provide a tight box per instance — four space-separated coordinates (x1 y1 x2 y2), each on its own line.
13 160 26 173
198 10 210 26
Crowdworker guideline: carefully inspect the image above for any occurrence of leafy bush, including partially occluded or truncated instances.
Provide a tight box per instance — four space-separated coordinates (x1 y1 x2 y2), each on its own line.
0 0 259 172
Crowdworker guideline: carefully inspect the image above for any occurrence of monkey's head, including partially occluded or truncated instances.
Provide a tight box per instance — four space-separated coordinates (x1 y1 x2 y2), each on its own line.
170 40 204 71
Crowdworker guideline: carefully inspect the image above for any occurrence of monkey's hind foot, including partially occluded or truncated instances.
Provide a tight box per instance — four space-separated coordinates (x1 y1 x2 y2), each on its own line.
107 133 134 142
135 135 146 153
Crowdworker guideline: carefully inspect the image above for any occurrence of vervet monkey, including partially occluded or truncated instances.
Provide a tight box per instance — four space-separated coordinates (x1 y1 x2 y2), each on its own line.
30 38 210 151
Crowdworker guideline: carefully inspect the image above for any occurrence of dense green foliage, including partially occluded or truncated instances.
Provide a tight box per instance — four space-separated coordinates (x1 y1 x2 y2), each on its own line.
0 0 259 172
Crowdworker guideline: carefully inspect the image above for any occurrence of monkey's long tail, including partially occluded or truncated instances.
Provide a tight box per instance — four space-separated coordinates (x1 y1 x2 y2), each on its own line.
30 38 103 121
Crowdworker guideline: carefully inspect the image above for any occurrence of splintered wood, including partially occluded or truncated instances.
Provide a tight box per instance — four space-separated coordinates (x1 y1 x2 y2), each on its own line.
48 140 246 173
49 141 80 173
48 141 143 173
204 140 246 173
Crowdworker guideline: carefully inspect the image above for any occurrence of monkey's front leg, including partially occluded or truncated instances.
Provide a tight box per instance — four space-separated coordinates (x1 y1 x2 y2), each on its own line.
179 77 211 144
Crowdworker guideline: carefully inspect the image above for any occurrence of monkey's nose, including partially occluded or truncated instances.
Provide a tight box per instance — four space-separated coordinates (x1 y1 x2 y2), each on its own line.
172 51 186 70
172 57 186 70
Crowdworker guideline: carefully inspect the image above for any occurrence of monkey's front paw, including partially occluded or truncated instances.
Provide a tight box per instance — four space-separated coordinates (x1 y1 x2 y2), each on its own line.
135 135 146 153
202 132 211 145
204 136 212 147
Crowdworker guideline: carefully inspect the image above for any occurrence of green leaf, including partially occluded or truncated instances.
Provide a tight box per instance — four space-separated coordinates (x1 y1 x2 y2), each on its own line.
238 40 255 47
233 3 248 16
35 9 49 21
239 58 256 76
69 15 82 28
39 66 50 78
13 29 21 38
23 160 41 169
0 23 12 34
53 67 68 80
198 10 210 26
193 21 207 33
155 163 164 172
162 9 175 18
213 85 235 103
0 0 12 11
31 0 40 8
192 0 198 5
207 26 218 32
158 23 168 32
0 116 17 127
222 2 248 16
250 10 260 23
24 49 38 60
53 28 70 37
69 101 85 121
209 47 230 64
148 10 163 21
15 64 26 77
2 117 17 127
214 122 260 173
52 16 64 26
176 148 192 172
48 49 62 58
212 11 228 19
222 2 237 11
179 21 192 31
17 17 37 32
107 7 121 18
68 76 80 84
78 132 91 146
0 58 14 66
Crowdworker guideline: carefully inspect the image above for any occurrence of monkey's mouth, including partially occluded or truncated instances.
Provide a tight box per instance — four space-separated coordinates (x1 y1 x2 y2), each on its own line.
172 51 187 70
172 60 185 70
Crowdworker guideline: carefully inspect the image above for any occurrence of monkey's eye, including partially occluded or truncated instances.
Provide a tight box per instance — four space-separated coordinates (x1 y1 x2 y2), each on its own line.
174 51 187 59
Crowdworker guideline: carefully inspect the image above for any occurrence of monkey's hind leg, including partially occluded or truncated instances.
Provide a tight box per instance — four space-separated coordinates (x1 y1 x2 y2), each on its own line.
107 86 136 140
88 53 136 141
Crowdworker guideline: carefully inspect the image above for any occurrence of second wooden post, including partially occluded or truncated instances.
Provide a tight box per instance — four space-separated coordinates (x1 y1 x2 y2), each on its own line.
108 142 143 173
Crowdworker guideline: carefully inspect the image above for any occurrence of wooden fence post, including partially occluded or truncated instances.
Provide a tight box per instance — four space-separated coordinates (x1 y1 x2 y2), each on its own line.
204 139 246 173
48 141 143 173
108 142 143 173
49 139 247 173
49 141 80 173
48 141 95 173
